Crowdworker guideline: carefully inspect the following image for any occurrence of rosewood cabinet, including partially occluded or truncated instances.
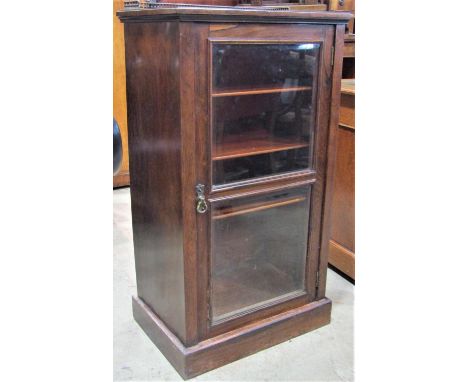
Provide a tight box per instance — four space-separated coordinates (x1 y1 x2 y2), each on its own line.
118 4 350 379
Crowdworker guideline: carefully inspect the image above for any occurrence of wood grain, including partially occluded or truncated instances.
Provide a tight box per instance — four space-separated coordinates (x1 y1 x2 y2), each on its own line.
179 22 205 346
124 21 187 342
329 240 355 279
118 6 352 24
133 295 332 379
339 92 355 127
330 124 354 251
328 79 354 279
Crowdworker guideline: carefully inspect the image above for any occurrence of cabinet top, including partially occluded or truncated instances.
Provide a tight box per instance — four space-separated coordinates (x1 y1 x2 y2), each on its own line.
117 3 352 24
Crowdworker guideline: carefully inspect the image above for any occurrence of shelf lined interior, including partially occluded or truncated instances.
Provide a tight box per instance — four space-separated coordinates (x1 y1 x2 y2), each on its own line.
212 89 313 185
211 42 320 186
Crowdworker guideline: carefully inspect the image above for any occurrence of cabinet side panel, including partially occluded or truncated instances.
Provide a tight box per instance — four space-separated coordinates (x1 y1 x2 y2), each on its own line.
124 21 186 341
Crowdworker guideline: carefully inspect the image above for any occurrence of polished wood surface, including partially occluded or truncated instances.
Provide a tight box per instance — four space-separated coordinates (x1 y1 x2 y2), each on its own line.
331 125 354 248
113 0 130 187
329 240 354 279
119 6 350 377
124 21 187 341
329 79 355 279
118 5 351 23
133 295 331 379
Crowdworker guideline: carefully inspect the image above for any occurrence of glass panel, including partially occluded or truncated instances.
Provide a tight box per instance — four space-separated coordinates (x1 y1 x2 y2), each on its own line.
210 186 311 323
212 43 320 186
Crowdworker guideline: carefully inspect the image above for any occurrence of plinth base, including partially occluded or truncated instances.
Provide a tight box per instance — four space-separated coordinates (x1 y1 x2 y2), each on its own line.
132 295 332 379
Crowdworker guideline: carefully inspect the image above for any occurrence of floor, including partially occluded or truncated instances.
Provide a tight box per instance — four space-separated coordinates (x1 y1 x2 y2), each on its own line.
114 187 354 381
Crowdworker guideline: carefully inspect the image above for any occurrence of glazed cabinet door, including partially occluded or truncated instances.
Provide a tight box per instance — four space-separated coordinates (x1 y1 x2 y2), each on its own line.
210 185 311 325
211 42 319 187
194 23 335 338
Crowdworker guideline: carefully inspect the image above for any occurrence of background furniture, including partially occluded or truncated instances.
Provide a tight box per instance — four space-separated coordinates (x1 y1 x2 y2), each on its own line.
329 79 354 279
326 0 354 33
113 118 123 175
329 0 354 279
118 4 350 379
321 1 355 79
113 0 130 187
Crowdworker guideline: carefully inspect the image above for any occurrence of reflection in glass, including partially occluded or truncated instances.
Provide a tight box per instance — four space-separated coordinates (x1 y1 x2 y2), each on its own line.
210 186 311 323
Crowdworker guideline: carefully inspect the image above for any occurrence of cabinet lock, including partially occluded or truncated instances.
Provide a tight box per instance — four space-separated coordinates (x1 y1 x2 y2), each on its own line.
195 184 208 214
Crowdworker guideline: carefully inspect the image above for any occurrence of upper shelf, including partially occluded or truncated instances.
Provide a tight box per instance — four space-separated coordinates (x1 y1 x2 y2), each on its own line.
212 85 312 98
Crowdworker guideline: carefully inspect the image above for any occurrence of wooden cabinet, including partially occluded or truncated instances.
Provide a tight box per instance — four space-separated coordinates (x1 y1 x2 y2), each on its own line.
113 0 130 187
118 4 350 379
329 79 354 279
328 0 354 11
326 0 355 35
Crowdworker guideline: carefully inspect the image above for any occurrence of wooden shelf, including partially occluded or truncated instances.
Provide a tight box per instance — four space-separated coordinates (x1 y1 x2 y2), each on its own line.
213 196 306 220
213 130 308 161
212 85 312 98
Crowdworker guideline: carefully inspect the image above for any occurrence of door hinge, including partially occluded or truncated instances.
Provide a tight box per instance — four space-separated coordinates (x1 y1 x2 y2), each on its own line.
331 46 335 67
207 287 211 322
315 270 320 288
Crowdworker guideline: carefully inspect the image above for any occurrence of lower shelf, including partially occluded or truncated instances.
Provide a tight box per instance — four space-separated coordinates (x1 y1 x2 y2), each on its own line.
133 295 332 379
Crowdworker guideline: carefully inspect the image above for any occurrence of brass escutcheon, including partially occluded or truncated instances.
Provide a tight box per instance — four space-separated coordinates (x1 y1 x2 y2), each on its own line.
195 184 208 214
